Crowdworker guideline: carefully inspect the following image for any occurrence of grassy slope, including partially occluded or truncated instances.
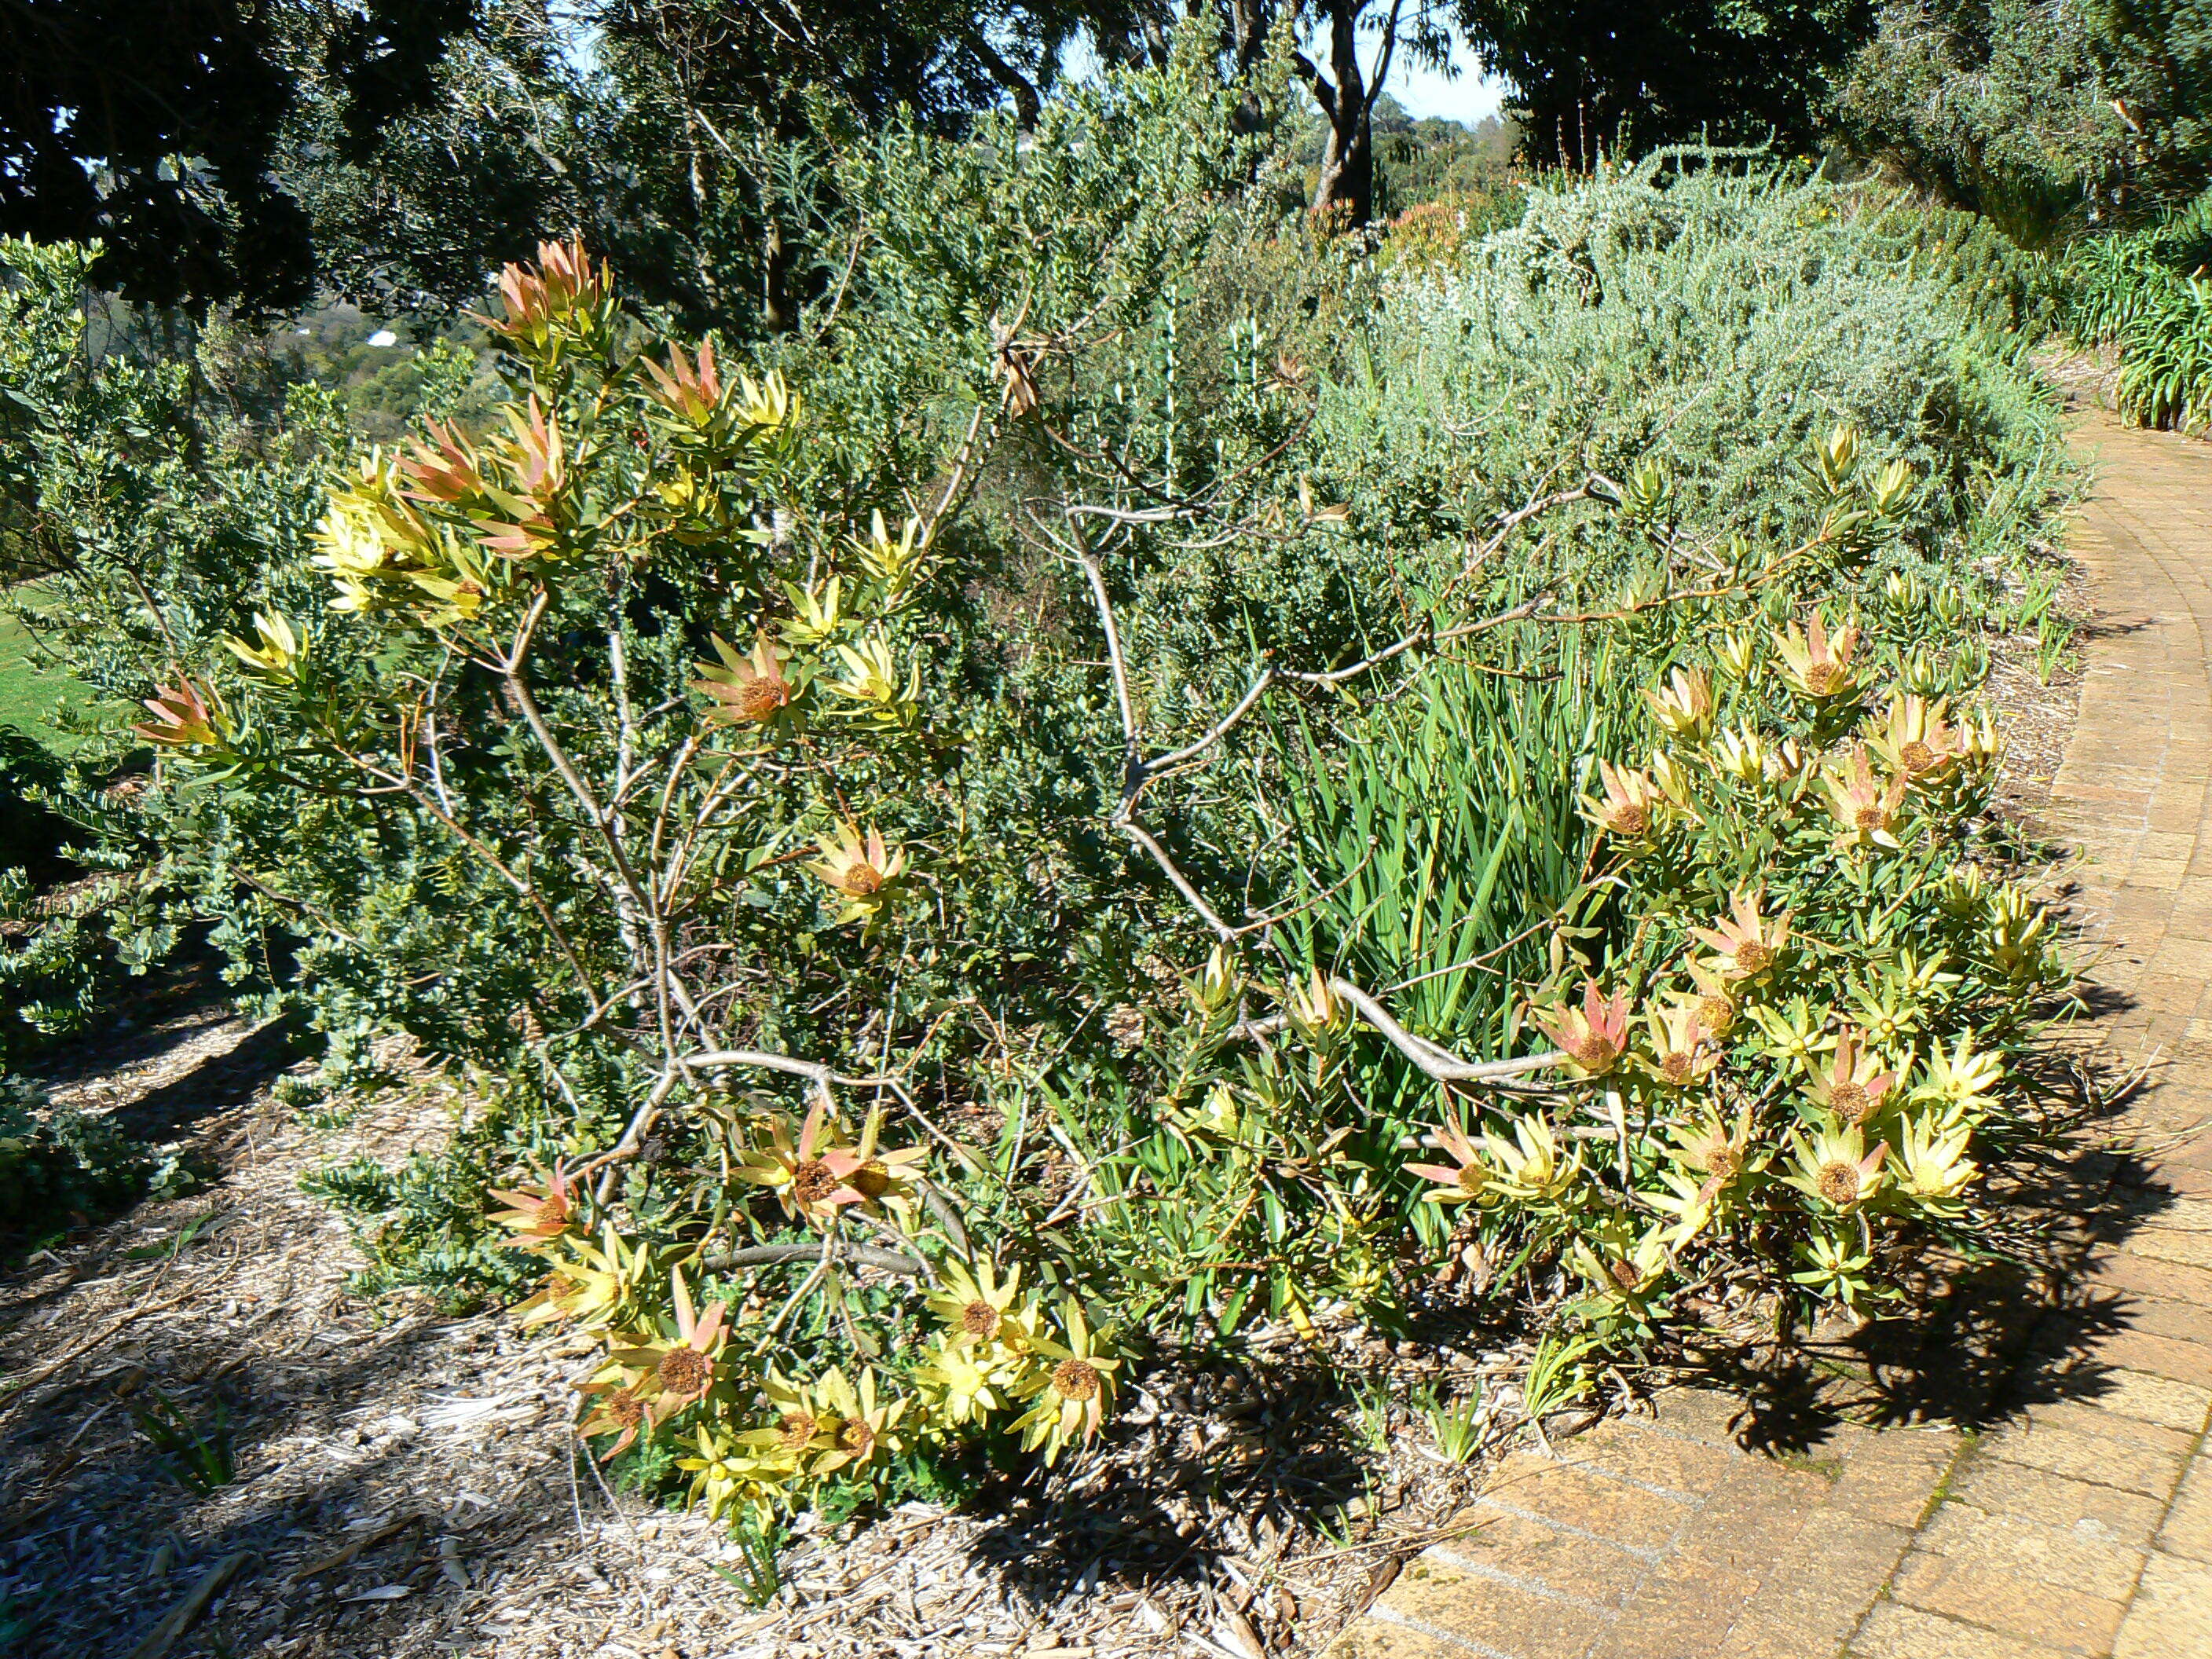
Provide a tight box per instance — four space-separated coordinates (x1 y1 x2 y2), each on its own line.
0 610 86 750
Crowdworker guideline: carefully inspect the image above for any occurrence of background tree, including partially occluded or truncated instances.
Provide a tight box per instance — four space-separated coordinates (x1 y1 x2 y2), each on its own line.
1458 0 1870 171
1833 0 2212 236
0 0 479 313
1098 2 1452 225
1833 0 2130 244
2097 0 2212 205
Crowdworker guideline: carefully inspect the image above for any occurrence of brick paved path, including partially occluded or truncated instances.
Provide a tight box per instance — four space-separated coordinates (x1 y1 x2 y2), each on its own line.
1329 413 2212 1659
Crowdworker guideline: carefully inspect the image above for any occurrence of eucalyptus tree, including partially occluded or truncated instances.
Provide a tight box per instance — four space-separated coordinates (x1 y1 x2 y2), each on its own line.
1097 2 1453 226
0 0 478 313
1456 0 1870 171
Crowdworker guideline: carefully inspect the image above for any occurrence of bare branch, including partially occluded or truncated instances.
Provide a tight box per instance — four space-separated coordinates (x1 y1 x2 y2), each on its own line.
1117 818 1241 943
1320 976 1565 1084
703 1242 925 1276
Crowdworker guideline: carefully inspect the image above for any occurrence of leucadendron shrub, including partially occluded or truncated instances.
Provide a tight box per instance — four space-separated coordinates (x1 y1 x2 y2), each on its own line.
115 198 2078 1532
20 51 2078 1534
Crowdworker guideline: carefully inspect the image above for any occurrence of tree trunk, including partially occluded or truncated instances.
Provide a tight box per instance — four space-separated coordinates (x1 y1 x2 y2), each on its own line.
1311 2 1376 227
965 27 1042 130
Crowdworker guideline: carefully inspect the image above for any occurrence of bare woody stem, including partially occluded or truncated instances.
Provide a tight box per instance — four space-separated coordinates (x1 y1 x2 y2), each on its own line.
702 1242 925 1276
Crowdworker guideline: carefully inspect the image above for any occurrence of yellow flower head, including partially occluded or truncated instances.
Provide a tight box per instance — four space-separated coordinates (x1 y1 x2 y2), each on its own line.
1708 725 1773 785
1582 757 1668 841
1011 1297 1121 1464
1895 1111 1979 1215
1534 980 1634 1078
1643 667 1716 742
1406 1119 1499 1206
1866 693 1966 786
1639 1000 1719 1088
222 612 305 686
1480 1115 1582 1205
1822 744 1910 851
1804 1027 1899 1127
807 820 910 925
1773 611 1862 701
1782 1123 1888 1214
694 632 796 727
1691 888 1792 983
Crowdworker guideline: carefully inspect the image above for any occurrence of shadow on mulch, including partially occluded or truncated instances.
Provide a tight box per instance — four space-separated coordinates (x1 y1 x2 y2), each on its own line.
0 1305 592 1659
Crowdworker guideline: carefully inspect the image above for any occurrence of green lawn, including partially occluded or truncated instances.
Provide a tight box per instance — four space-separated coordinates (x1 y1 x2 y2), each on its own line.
0 610 90 750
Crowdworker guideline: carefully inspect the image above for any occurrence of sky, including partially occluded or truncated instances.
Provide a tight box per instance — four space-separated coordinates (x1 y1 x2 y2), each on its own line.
1060 26 1511 131
1379 38 1509 127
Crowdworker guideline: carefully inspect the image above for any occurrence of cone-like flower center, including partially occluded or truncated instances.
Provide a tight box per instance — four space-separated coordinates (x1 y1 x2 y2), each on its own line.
1609 802 1650 835
961 1300 1001 1339
1610 1259 1643 1291
736 676 789 722
605 1390 644 1427
1899 738 1936 773
1733 939 1775 974
840 862 884 896
1827 1082 1872 1124
791 1159 840 1204
1570 1034 1620 1071
1804 662 1844 695
657 1346 712 1397
1053 1358 1101 1402
1818 1162 1860 1206
778 1411 816 1452
1855 804 1886 830
838 1419 876 1457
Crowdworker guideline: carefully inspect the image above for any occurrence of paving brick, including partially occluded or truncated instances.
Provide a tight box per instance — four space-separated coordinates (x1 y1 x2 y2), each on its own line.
1784 1508 1917 1604
2110 1291 2212 1346
1889 1547 2128 1651
2089 1248 2212 1309
2075 1323 2212 1382
1326 1618 1472 1659
2155 1456 2212 1564
1664 1478 1826 1577
1942 1455 2170 1550
1828 1432 1960 1527
1851 1602 2074 1659
2078 1368 2212 1432
1914 1500 2147 1598
1639 1387 1751 1448
1427 1508 1650 1609
1472 1453 1694 1551
1587 1557 1760 1659
1977 1419 2192 1496
2115 1225 2212 1279
1710 1569 1872 1659
2111 1550 2212 1658
2012 1397 2203 1456
1551 1421 1742 1499
1375 1548 1616 1659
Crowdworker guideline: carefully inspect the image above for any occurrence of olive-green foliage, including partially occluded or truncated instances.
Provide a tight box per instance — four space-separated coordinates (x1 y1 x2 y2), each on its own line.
1320 155 2066 583
2067 187 2212 430
0 1078 170 1244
